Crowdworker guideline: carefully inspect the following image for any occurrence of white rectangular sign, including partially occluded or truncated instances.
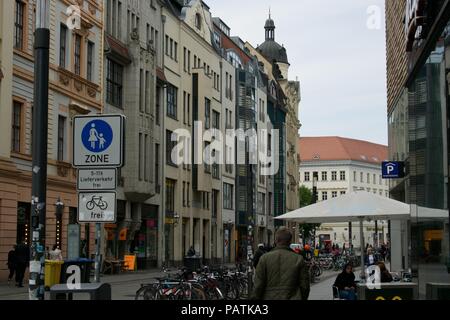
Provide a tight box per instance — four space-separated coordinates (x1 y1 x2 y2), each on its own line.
73 115 124 168
78 192 116 223
77 169 117 191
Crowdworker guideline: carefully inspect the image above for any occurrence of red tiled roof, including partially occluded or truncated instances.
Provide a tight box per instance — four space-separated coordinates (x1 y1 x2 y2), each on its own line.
299 137 388 164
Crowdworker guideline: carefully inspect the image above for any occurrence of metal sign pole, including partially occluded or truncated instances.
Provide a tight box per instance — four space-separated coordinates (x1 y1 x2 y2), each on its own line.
29 0 49 301
94 223 101 283
360 218 366 280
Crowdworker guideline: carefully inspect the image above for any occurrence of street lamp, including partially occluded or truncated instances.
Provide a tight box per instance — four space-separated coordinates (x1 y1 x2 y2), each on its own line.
55 198 64 250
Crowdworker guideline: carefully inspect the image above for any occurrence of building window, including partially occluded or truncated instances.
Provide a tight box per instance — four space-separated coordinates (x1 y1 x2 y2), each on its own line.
373 174 376 185
187 182 190 207
204 142 211 173
360 172 363 183
304 172 310 182
367 173 370 184
340 171 346 181
205 98 211 129
195 13 202 30
223 183 233 209
139 69 144 112
183 91 187 124
166 130 177 167
11 101 22 153
332 191 337 198
331 171 337 181
74 34 82 76
182 182 186 207
321 172 327 181
340 191 346 195
212 162 219 179
14 0 25 50
60 24 68 68
212 110 220 129
156 85 161 125
138 133 143 181
353 171 357 182
322 191 328 201
155 144 160 193
87 41 94 82
106 59 123 107
165 179 176 213
57 116 66 161
167 85 178 119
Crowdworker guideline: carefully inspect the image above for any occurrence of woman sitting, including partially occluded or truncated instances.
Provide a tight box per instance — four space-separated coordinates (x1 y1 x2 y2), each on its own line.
333 263 357 300
377 261 393 283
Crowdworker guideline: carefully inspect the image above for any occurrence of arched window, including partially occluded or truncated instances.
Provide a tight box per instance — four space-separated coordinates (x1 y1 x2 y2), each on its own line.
195 13 202 30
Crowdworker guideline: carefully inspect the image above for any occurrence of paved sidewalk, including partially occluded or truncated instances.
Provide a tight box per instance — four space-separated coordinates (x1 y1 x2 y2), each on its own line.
0 266 342 300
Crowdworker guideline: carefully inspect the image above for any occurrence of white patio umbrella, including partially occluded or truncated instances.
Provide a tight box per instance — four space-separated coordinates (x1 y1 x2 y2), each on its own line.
275 191 411 272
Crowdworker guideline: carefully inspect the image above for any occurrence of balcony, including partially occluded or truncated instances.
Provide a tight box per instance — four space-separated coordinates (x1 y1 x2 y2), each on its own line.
56 67 100 102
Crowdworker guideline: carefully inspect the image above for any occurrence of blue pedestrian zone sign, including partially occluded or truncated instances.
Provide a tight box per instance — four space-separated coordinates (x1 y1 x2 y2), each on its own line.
82 120 114 152
73 115 124 168
382 161 405 179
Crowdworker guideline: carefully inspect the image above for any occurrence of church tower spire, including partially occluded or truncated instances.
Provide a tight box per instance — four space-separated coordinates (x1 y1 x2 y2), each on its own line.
265 9 275 41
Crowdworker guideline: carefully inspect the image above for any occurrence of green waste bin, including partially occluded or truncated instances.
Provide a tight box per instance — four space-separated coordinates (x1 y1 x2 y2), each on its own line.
45 260 64 290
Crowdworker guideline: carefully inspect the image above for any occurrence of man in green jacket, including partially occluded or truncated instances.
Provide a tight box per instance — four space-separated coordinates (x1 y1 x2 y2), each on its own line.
252 227 310 300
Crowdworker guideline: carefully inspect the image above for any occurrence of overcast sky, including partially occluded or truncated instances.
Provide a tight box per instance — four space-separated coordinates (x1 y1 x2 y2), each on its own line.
207 0 388 145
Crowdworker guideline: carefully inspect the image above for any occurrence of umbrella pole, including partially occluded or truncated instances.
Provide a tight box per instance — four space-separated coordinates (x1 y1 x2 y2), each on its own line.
359 218 365 280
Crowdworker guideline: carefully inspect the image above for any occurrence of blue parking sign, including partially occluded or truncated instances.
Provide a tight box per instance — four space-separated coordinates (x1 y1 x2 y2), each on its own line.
382 162 404 179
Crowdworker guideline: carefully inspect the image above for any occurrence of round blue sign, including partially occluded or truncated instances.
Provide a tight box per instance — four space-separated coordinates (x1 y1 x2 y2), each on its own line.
81 120 114 153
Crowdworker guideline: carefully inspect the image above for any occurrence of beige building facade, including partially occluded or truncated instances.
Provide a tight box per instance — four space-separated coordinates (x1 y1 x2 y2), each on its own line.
0 0 104 281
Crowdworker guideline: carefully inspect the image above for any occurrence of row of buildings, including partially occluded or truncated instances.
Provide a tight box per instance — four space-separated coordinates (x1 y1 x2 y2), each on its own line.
0 0 301 279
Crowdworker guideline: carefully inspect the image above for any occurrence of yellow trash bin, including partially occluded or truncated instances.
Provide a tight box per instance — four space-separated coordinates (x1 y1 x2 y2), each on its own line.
45 260 63 290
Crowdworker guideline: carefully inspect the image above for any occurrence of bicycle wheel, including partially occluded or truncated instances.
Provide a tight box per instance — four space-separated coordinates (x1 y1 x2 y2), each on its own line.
99 201 108 210
135 285 157 300
86 201 95 210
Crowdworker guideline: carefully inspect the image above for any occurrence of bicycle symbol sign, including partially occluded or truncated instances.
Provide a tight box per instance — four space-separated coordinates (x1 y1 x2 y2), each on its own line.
78 192 116 223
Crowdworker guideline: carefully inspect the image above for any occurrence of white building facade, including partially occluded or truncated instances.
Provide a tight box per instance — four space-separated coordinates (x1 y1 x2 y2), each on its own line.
299 137 389 250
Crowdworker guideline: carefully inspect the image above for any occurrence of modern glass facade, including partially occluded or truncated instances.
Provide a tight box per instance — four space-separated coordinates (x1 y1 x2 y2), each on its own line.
388 4 450 298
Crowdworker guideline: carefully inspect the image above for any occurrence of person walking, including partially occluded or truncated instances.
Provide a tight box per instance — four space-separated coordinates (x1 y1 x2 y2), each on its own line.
333 263 357 300
7 245 17 283
14 241 29 287
365 248 378 267
253 244 266 268
252 227 310 300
